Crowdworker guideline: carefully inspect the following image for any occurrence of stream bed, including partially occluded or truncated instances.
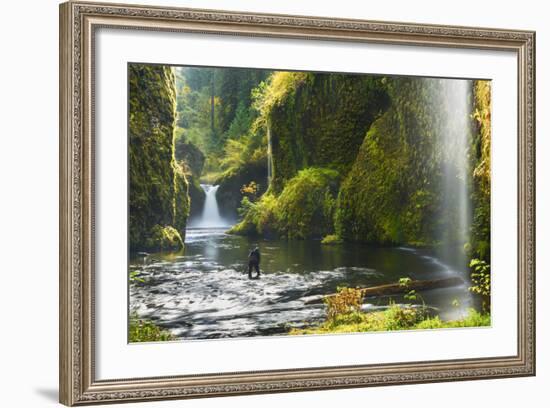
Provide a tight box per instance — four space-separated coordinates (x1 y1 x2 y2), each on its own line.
129 227 477 340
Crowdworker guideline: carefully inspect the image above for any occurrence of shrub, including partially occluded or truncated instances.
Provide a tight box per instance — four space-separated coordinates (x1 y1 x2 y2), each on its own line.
129 315 174 342
324 286 364 321
230 167 340 239
321 234 343 245
383 304 423 330
229 194 278 236
469 258 491 297
469 258 491 312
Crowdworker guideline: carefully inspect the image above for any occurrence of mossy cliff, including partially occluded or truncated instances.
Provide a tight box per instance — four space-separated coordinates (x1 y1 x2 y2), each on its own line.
230 72 389 239
335 78 453 245
175 134 205 218
230 167 339 239
470 80 491 262
215 158 267 220
233 74 490 251
265 73 389 193
129 64 190 251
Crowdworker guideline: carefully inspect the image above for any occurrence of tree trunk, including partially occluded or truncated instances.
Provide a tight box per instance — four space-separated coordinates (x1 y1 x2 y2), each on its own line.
303 276 464 305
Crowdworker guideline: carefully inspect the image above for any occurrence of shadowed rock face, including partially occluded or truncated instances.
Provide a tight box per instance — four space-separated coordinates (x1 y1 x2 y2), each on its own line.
215 159 268 220
128 64 190 251
175 136 206 218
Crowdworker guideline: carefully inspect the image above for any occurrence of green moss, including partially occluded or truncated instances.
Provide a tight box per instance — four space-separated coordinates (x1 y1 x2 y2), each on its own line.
146 225 184 251
321 234 343 245
335 78 467 245
258 73 389 193
172 163 190 235
228 193 278 236
415 309 490 330
230 167 339 239
128 64 190 251
129 314 174 342
470 80 492 263
290 307 490 335
275 168 340 239
215 156 268 219
174 131 205 177
174 132 206 218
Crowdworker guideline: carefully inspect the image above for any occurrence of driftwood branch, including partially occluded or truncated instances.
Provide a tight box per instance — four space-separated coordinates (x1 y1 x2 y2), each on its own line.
303 276 464 305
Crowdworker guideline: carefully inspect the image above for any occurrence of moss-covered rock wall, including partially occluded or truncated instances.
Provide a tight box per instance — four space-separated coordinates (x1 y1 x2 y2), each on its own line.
232 73 490 255
175 135 205 218
215 158 267 219
267 73 389 193
129 64 190 251
470 80 491 262
335 78 450 244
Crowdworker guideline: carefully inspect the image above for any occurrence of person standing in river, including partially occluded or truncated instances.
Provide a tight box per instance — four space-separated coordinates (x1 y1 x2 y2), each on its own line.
248 247 261 279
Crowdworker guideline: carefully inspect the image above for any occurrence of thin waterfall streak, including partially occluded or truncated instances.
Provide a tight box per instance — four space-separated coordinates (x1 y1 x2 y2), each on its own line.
267 124 273 187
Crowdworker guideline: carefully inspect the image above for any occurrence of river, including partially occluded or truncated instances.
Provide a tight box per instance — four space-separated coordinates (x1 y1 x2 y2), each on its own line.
129 226 477 340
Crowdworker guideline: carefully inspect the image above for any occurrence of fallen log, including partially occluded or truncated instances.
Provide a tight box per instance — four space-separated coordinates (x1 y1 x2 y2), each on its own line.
303 276 464 305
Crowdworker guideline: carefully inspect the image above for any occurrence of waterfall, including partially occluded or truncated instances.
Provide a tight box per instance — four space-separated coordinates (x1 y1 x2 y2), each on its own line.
267 123 273 186
435 79 473 270
190 184 229 228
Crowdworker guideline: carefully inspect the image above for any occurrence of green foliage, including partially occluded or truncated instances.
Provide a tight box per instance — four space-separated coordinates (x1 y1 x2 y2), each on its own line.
129 314 174 342
415 309 491 330
129 270 146 284
215 151 268 219
398 277 425 306
160 66 491 263
174 132 205 178
469 80 492 263
469 258 491 297
275 168 340 239
290 307 490 335
172 163 190 233
255 72 389 193
383 304 425 330
335 77 470 245
174 66 270 171
321 234 343 245
230 167 340 239
224 102 254 141
324 286 364 321
219 132 265 172
469 258 491 312
128 64 190 251
228 193 278 236
252 71 313 121
146 225 184 252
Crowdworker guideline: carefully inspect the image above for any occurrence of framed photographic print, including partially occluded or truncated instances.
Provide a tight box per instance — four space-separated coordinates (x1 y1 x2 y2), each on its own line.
59 1 536 405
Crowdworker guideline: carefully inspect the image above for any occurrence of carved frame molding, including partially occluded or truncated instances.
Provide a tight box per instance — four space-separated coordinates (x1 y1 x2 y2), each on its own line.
59 1 535 405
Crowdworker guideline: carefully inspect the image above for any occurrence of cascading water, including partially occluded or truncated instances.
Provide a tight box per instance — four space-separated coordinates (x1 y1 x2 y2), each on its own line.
434 79 473 275
190 184 229 228
267 123 273 186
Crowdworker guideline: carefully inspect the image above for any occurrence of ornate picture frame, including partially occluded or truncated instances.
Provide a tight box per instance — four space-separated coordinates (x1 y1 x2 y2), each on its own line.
59 1 535 405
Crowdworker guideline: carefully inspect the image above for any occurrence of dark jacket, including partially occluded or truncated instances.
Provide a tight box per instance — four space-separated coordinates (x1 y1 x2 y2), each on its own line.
248 248 260 264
